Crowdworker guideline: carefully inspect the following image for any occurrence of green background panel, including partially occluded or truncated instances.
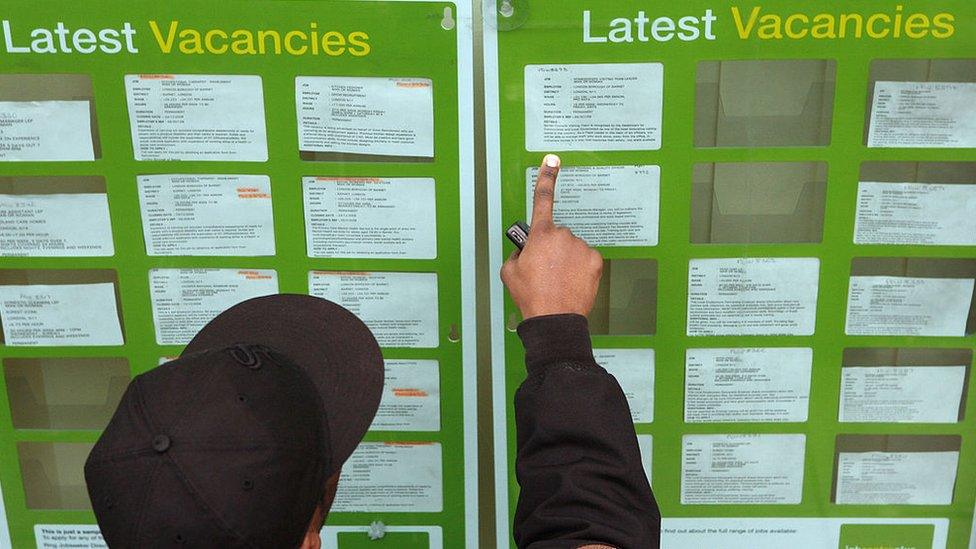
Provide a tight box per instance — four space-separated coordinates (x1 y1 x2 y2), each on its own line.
839 523 935 549
490 1 975 547
0 1 470 547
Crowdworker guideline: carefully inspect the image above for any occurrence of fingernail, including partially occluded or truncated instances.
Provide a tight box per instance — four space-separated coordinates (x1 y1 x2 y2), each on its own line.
544 154 560 168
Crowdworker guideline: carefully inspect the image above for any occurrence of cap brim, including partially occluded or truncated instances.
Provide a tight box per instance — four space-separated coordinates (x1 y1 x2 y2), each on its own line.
182 294 383 473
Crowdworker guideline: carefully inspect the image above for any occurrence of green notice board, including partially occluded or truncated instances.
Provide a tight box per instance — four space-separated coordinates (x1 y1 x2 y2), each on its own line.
0 1 477 547
486 1 975 547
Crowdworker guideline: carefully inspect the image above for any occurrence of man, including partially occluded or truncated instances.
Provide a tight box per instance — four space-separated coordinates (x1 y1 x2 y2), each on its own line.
84 295 384 548
502 154 662 548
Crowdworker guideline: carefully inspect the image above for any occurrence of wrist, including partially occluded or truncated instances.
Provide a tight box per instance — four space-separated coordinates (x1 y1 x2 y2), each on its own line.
516 314 595 372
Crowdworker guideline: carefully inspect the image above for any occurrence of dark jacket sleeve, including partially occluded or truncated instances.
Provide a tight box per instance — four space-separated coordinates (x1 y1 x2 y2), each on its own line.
513 314 661 549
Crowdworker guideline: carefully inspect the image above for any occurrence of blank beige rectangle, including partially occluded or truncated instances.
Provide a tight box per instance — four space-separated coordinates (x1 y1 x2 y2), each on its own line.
0 176 106 195
589 259 657 335
18 442 95 510
696 60 836 147
691 162 827 243
4 357 129 430
860 162 976 185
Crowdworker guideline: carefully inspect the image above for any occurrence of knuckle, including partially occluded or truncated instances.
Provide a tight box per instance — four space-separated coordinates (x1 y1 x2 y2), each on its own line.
591 251 604 268
539 166 558 180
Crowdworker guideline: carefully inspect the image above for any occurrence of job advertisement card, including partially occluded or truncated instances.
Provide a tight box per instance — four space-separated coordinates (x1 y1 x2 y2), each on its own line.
836 450 959 505
138 175 275 256
125 74 268 161
149 268 279 345
0 282 123 346
296 76 434 158
868 81 976 148
637 435 653 486
840 366 966 423
524 63 663 151
685 348 812 423
303 177 436 259
332 442 442 512
308 271 439 348
687 258 820 336
0 100 95 161
526 165 660 247
593 349 655 423
845 276 974 336
681 434 806 505
371 359 440 432
0 193 113 257
855 182 976 246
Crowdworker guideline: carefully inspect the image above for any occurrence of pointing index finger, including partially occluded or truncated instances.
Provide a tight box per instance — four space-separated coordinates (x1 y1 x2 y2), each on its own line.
531 154 561 226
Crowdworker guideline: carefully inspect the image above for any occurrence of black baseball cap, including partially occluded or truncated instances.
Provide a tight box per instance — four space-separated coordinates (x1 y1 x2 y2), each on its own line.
84 294 384 547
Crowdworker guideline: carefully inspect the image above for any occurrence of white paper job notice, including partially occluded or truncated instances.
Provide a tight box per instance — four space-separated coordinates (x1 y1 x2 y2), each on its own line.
524 63 664 151
303 177 436 259
138 175 275 257
526 165 659 247
149 268 279 345
125 74 268 161
687 258 820 336
0 282 123 346
0 100 95 161
594 349 654 423
296 76 434 158
0 193 113 257
332 442 442 512
371 359 440 432
868 81 976 148
308 271 439 348
681 434 806 504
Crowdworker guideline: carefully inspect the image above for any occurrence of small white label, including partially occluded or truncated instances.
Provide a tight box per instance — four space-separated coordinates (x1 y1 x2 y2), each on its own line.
524 63 664 151
34 524 106 548
124 74 268 161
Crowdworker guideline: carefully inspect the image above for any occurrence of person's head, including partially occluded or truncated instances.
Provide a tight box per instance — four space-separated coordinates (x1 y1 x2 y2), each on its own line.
84 295 384 548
